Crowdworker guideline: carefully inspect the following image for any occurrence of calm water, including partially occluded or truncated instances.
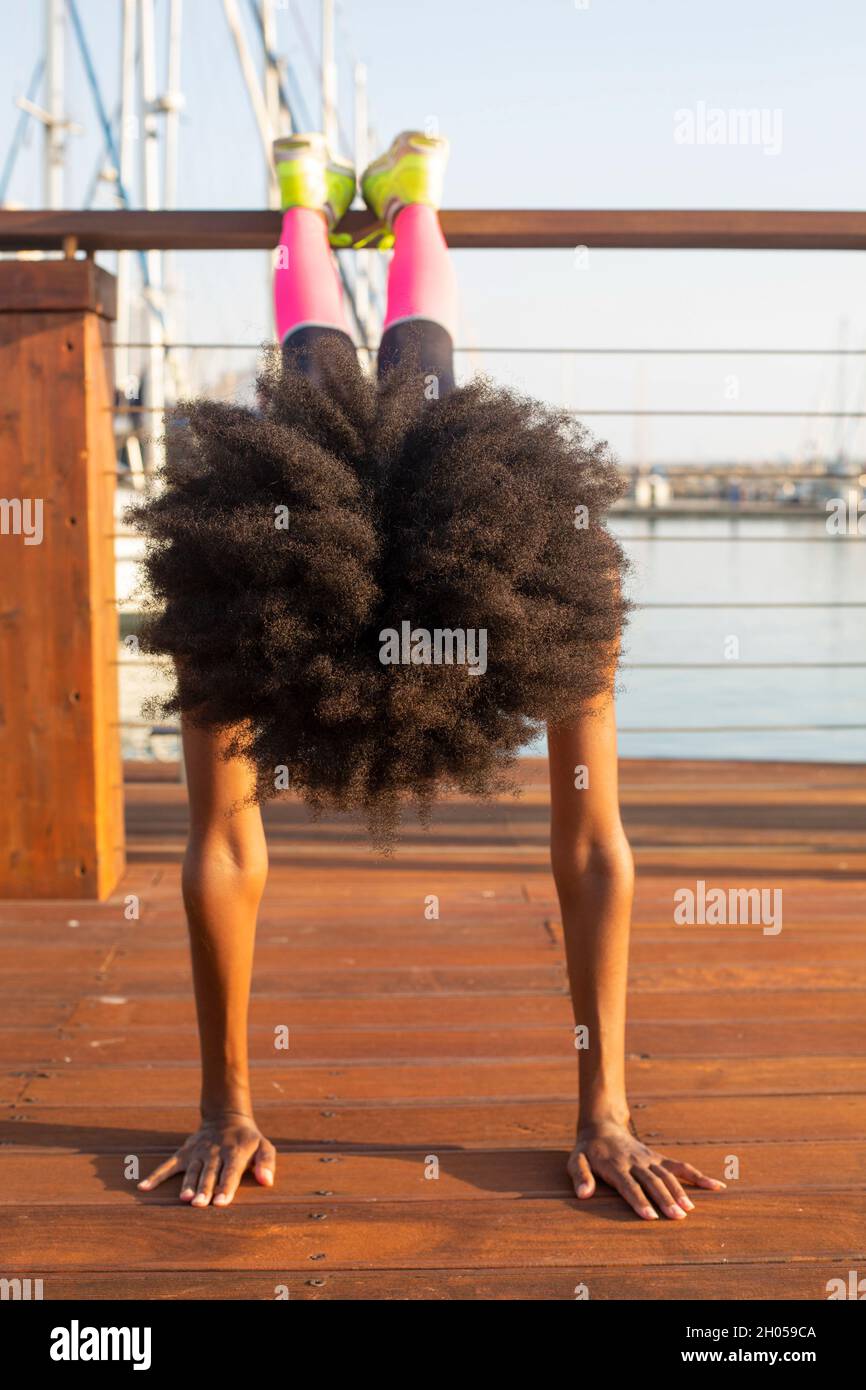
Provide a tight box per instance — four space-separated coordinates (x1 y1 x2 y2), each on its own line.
528 514 866 763
120 515 866 766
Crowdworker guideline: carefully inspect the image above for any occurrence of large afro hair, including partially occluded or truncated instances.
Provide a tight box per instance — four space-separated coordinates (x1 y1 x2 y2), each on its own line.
129 336 629 847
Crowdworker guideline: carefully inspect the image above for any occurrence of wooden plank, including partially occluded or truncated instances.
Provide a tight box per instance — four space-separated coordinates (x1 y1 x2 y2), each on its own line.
121 750 863 795
616 759 866 791
4 907 865 945
0 1143 862 1205
0 919 556 949
0 966 572 997
18 1263 853 1300
626 963 866 991
0 947 119 972
123 844 866 875
0 259 116 316
60 988 866 1030
3 936 862 974
4 915 865 945
4 960 866 995
12 1056 866 1106
2 1017 865 1066
0 1002 76 1027
2 208 866 252
2 1195 863 1270
0 1078 28 1105
4 1094 865 1149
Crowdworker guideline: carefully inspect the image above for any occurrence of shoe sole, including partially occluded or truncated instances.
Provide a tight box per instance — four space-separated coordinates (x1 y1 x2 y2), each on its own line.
361 131 449 222
272 133 355 225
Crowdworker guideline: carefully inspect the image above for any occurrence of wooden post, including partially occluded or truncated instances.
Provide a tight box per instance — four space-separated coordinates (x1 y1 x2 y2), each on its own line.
0 259 125 899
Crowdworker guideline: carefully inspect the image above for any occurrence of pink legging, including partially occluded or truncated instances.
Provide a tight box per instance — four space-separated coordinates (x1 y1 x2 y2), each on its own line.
273 203 458 343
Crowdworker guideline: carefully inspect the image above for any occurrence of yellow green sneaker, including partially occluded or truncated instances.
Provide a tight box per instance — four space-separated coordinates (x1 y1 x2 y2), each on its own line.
272 132 355 231
360 130 449 228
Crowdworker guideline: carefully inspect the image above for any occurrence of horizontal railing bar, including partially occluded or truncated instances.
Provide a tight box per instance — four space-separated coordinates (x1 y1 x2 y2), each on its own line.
608 476 865 481
109 404 866 418
118 721 179 730
624 473 865 480
110 467 865 483
622 473 865 481
616 725 866 733
108 606 866 636
112 658 866 670
614 535 861 542
116 719 866 733
635 601 866 608
110 531 861 543
4 208 866 251
574 410 866 418
620 662 866 670
109 469 866 486
108 341 866 356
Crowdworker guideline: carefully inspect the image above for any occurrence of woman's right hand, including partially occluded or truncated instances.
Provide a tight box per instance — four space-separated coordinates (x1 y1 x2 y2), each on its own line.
138 1112 276 1207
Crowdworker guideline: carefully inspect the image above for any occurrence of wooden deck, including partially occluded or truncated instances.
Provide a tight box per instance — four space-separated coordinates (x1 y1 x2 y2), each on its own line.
2 758 865 1301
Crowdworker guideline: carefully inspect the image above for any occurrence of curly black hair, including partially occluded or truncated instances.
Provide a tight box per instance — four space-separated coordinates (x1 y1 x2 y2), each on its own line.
129 336 628 847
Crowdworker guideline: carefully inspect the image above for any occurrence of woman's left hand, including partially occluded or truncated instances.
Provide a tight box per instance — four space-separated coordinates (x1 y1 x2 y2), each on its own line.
567 1118 726 1220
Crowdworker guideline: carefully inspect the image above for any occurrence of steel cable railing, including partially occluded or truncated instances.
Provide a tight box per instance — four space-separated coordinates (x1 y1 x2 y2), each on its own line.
107 342 866 354
107 332 866 754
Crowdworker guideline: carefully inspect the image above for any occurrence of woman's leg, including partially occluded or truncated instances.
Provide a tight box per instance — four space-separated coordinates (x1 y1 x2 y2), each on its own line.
272 133 357 382
383 202 459 337
273 205 352 345
361 132 458 394
378 203 458 395
138 720 276 1208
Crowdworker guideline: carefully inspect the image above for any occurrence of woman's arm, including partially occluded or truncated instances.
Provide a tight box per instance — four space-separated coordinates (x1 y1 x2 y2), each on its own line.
547 692 725 1220
547 697 633 1129
138 719 276 1207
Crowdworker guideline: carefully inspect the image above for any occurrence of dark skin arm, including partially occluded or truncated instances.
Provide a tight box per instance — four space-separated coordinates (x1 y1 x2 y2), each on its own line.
138 718 276 1207
547 688 726 1220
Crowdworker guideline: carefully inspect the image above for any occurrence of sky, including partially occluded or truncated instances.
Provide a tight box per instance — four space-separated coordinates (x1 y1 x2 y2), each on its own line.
2 0 865 465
